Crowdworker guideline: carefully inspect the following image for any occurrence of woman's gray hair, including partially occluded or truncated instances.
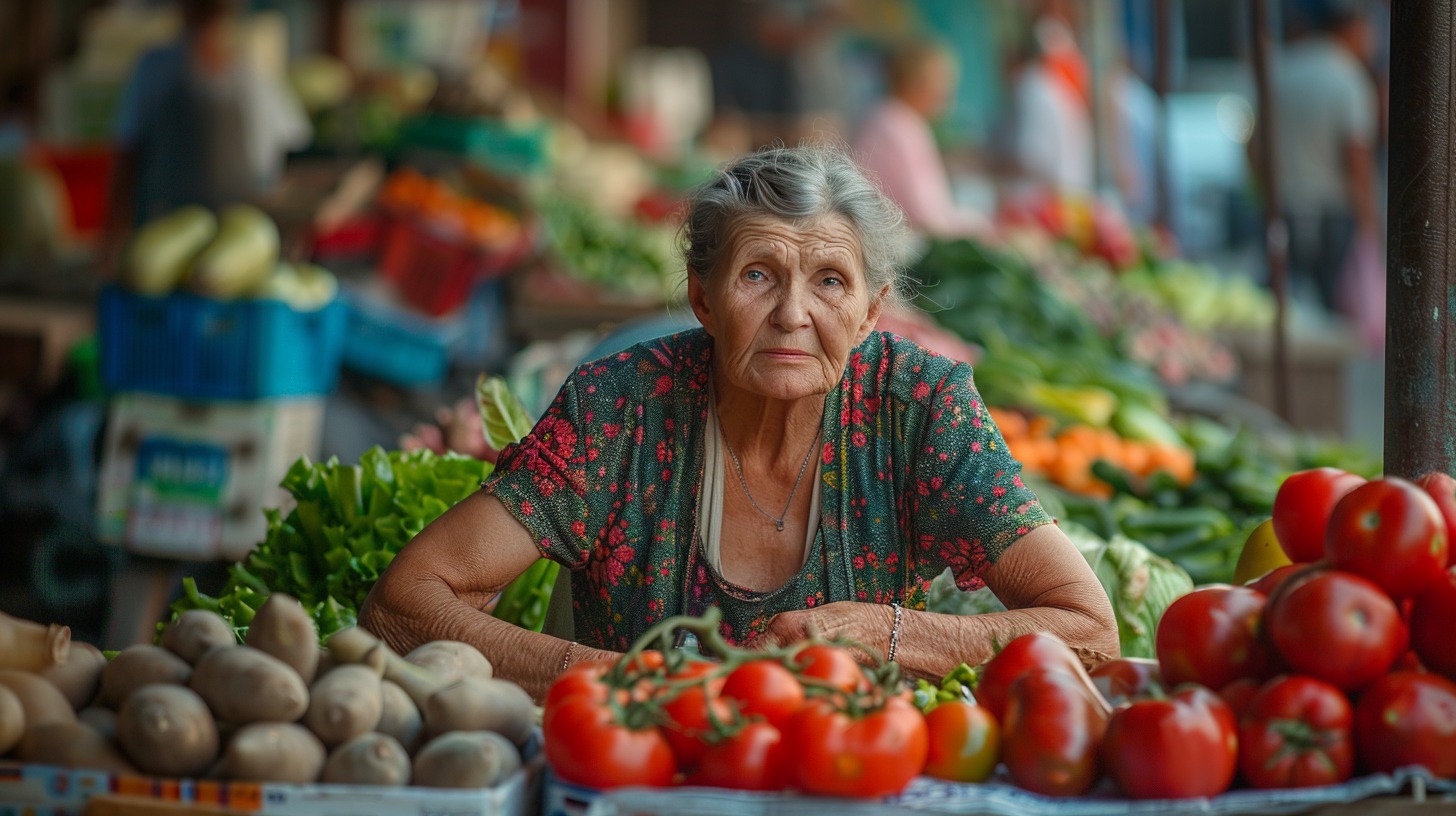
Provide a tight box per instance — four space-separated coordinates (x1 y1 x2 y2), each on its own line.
679 143 912 308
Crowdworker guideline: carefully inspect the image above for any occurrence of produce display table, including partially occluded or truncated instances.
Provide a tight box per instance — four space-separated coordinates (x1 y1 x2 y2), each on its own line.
577 771 1456 816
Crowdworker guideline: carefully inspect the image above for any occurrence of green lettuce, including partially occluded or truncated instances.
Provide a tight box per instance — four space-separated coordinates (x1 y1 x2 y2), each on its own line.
167 447 494 642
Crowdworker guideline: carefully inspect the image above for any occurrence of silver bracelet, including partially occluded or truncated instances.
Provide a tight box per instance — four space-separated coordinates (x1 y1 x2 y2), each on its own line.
886 602 903 663
560 641 577 674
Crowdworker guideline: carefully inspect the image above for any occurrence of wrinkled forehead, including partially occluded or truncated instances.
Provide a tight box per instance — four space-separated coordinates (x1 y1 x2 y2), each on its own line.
721 213 866 274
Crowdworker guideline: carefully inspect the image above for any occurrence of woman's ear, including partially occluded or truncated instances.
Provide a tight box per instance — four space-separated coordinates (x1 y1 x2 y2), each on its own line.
688 272 716 335
855 285 891 344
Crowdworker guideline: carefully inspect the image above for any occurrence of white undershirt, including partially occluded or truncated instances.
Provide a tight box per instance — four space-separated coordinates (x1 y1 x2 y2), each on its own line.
698 399 821 578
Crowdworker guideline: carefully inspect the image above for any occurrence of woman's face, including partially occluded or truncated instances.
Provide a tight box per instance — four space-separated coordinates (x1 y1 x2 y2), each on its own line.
689 213 885 402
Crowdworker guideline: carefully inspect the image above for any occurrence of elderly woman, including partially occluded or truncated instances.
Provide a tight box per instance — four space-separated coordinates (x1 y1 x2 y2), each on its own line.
360 145 1118 700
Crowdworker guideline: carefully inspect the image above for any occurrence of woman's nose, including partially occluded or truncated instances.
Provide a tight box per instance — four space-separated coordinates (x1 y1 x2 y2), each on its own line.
770 283 812 329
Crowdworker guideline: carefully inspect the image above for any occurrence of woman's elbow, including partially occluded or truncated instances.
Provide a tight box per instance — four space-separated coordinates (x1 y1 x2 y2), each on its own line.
1078 583 1121 662
358 553 443 647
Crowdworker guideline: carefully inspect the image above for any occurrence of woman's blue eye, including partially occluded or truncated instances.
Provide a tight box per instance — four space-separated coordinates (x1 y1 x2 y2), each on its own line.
746 269 765 281
822 275 842 287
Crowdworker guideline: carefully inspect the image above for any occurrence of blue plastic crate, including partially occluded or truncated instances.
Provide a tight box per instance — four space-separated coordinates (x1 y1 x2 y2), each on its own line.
340 285 463 388
99 286 347 400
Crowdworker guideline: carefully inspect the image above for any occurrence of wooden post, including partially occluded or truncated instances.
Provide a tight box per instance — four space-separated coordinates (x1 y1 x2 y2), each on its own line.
1385 1 1456 478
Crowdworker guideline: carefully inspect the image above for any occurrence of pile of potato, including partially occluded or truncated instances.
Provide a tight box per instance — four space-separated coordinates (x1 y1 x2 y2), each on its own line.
0 596 535 789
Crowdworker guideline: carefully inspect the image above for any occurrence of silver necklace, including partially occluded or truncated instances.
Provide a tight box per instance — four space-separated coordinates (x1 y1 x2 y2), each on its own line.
713 400 820 532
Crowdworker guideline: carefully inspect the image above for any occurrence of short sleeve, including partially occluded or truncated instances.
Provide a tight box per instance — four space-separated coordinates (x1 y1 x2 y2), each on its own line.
908 362 1052 591
482 377 595 568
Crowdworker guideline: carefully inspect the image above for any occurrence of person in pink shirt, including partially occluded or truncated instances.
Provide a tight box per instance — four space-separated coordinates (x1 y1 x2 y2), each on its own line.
853 39 990 239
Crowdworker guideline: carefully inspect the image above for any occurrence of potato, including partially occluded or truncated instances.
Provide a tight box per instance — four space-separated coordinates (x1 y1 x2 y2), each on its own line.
304 665 382 748
321 732 410 786
424 677 535 746
98 645 192 709
213 722 325 783
404 641 492 683
77 706 118 742
16 721 138 774
116 684 218 778
0 668 76 727
245 594 320 684
38 641 106 710
0 610 70 671
190 646 308 724
376 680 422 753
0 684 23 755
161 610 237 664
412 731 521 789
327 628 436 709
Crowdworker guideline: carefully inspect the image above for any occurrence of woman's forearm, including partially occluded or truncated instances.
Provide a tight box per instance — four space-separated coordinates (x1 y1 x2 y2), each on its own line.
356 491 615 702
359 575 611 701
889 592 1118 682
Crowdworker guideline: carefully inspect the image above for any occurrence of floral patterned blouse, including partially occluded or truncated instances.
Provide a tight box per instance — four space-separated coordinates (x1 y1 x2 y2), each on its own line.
483 329 1051 650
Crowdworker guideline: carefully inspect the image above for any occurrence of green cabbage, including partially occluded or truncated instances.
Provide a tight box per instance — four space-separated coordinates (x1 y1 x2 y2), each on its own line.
1063 520 1194 659
928 520 1193 660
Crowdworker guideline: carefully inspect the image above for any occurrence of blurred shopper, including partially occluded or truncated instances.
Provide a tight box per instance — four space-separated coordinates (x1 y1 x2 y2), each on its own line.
1007 13 1094 195
1268 0 1379 312
853 38 990 239
709 0 850 151
105 0 309 236
1275 1 1374 313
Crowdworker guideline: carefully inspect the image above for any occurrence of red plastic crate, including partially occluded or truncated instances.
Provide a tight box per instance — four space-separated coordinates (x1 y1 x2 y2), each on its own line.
379 215 530 317
33 146 114 235
311 212 384 263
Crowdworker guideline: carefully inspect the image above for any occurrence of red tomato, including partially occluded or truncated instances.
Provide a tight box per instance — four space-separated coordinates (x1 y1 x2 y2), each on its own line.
1273 468 1365 562
976 632 1110 726
658 661 729 770
1089 657 1163 706
1155 585 1273 690
1239 675 1354 789
1001 667 1108 797
791 644 868 694
923 700 1000 783
1353 671 1456 778
1264 570 1403 692
1103 685 1238 799
685 721 787 791
782 695 928 798
1325 477 1449 599
543 694 677 789
1219 677 1263 721
542 661 614 731
1410 568 1456 679
721 659 805 729
1416 471 1456 567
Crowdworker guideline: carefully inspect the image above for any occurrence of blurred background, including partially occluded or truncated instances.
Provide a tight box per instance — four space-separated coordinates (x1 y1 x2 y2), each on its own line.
0 0 1389 646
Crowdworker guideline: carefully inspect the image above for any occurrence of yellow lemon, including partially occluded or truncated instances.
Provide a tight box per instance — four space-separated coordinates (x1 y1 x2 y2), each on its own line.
1233 518 1292 585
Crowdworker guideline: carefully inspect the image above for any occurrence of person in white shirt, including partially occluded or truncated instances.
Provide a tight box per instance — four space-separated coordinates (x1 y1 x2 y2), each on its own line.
1268 1 1378 311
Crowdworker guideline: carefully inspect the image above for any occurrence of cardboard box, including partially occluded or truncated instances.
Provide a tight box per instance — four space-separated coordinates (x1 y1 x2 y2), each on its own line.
0 760 541 816
95 394 324 562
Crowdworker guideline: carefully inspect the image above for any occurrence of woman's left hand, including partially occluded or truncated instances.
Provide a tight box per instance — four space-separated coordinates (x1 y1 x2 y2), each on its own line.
752 601 893 662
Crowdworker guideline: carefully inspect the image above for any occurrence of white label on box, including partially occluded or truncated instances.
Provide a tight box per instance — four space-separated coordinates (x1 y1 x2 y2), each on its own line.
124 438 227 558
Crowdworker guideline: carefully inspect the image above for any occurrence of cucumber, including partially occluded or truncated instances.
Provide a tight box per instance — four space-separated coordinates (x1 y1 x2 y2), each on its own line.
123 205 218 295
188 205 280 300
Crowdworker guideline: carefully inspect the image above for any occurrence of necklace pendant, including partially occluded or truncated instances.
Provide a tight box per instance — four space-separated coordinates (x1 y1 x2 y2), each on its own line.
774 520 785 532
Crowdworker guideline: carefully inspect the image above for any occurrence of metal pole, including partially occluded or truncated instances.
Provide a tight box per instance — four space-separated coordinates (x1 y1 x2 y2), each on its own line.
1385 1 1456 478
1248 0 1292 421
